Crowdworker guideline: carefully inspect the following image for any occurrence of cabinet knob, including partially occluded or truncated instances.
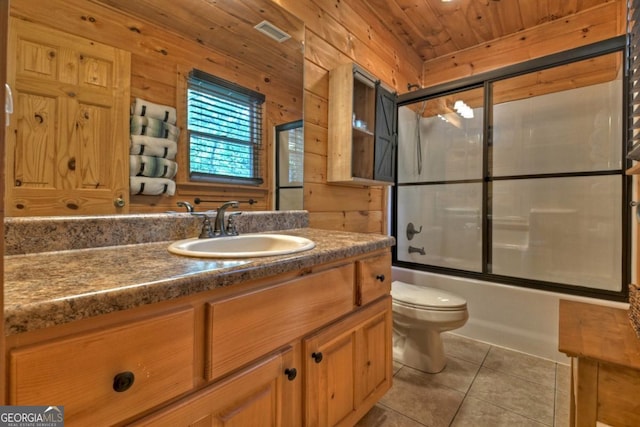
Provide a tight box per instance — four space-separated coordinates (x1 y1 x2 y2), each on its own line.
114 197 126 208
376 274 385 282
284 368 297 381
113 371 135 392
311 352 323 363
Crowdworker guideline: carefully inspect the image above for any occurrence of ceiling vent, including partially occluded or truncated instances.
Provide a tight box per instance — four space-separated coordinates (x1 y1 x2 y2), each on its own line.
254 20 291 43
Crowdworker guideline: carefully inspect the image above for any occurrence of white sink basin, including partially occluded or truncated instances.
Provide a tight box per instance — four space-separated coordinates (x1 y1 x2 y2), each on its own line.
168 234 316 258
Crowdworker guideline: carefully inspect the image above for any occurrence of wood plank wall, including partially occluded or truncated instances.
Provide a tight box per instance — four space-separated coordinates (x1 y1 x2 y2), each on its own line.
280 0 626 234
5 0 628 235
278 0 423 233
8 0 423 232
9 0 304 214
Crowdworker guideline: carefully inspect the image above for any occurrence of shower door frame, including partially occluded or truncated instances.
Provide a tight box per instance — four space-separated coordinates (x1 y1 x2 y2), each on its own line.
393 35 631 302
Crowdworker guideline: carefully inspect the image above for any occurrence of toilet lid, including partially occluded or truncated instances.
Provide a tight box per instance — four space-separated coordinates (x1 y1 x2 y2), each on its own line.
391 281 467 310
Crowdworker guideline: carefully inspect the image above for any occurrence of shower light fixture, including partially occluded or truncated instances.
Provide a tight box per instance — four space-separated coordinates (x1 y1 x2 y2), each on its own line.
453 100 474 119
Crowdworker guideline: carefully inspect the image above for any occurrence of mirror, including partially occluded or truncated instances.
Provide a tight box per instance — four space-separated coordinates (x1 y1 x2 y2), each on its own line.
6 0 304 216
275 120 304 210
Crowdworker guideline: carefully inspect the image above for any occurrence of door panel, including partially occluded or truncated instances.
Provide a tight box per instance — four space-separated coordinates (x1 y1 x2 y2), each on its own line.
6 18 130 215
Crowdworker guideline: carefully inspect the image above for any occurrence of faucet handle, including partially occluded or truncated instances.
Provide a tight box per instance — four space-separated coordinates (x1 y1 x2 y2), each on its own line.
226 212 242 236
190 212 216 238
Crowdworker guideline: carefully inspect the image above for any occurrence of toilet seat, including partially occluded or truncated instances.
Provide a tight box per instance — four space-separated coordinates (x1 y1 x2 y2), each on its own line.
392 280 467 311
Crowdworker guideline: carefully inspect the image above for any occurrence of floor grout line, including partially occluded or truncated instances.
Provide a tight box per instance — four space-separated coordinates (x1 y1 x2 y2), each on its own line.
360 335 569 427
447 345 490 426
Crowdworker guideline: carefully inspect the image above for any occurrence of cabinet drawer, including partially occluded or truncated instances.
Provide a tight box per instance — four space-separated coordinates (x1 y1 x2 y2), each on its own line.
356 252 391 306
10 307 195 426
131 347 295 427
206 264 354 381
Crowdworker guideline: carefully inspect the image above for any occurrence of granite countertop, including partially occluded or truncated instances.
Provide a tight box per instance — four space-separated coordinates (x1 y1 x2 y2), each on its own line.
5 228 394 336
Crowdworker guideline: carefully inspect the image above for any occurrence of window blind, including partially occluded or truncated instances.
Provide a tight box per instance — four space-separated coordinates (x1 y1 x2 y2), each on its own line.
187 70 265 185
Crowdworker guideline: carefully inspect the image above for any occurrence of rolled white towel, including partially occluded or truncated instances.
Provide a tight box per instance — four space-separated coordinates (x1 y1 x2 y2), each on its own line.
130 135 178 160
130 116 180 142
130 155 178 179
131 97 177 125
130 177 176 196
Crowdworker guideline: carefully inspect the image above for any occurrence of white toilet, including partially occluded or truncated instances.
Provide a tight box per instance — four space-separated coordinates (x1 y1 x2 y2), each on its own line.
391 280 469 373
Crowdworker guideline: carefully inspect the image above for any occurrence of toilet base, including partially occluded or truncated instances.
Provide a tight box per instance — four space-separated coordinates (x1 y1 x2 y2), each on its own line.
392 327 447 373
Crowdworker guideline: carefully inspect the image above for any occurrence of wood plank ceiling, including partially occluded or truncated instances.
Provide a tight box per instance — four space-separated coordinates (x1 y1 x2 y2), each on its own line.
88 0 304 84
88 0 616 68
359 0 616 61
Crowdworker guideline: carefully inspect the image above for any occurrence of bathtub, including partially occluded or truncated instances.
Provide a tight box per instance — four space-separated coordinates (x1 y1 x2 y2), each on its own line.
392 266 629 363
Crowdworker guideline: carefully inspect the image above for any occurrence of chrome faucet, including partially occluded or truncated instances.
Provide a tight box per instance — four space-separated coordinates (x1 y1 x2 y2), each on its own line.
214 201 240 236
408 245 426 255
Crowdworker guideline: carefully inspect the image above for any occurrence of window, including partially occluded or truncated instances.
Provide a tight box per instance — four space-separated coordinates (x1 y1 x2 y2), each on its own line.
275 120 304 210
394 38 629 301
282 124 304 185
187 70 265 185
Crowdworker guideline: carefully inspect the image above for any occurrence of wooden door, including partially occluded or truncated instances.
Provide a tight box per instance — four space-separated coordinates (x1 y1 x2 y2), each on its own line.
303 297 392 427
131 347 298 427
6 18 130 216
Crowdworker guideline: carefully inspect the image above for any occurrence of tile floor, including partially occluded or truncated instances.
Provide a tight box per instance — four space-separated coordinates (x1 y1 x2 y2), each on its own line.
357 333 571 427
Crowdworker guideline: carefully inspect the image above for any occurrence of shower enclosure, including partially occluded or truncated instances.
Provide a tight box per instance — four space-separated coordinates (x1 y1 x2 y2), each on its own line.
394 43 628 299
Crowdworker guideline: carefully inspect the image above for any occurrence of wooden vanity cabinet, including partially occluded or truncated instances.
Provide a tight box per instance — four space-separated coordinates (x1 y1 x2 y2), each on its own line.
6 249 392 426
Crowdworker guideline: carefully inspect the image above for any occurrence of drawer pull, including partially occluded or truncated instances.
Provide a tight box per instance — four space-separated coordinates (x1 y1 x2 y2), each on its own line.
376 274 385 282
113 371 135 392
284 368 297 381
311 352 323 363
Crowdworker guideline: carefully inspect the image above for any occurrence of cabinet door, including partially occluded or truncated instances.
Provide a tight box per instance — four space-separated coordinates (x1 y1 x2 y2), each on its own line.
373 85 396 182
6 18 130 216
303 297 392 427
131 346 299 427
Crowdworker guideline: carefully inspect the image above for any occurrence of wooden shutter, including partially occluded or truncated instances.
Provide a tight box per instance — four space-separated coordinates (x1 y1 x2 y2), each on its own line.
373 85 396 182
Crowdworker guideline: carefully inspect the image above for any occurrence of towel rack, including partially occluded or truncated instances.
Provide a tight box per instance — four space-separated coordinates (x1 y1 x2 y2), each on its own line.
194 198 257 205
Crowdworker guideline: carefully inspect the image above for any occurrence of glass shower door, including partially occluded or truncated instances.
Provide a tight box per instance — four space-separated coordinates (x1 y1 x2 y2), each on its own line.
396 87 484 271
